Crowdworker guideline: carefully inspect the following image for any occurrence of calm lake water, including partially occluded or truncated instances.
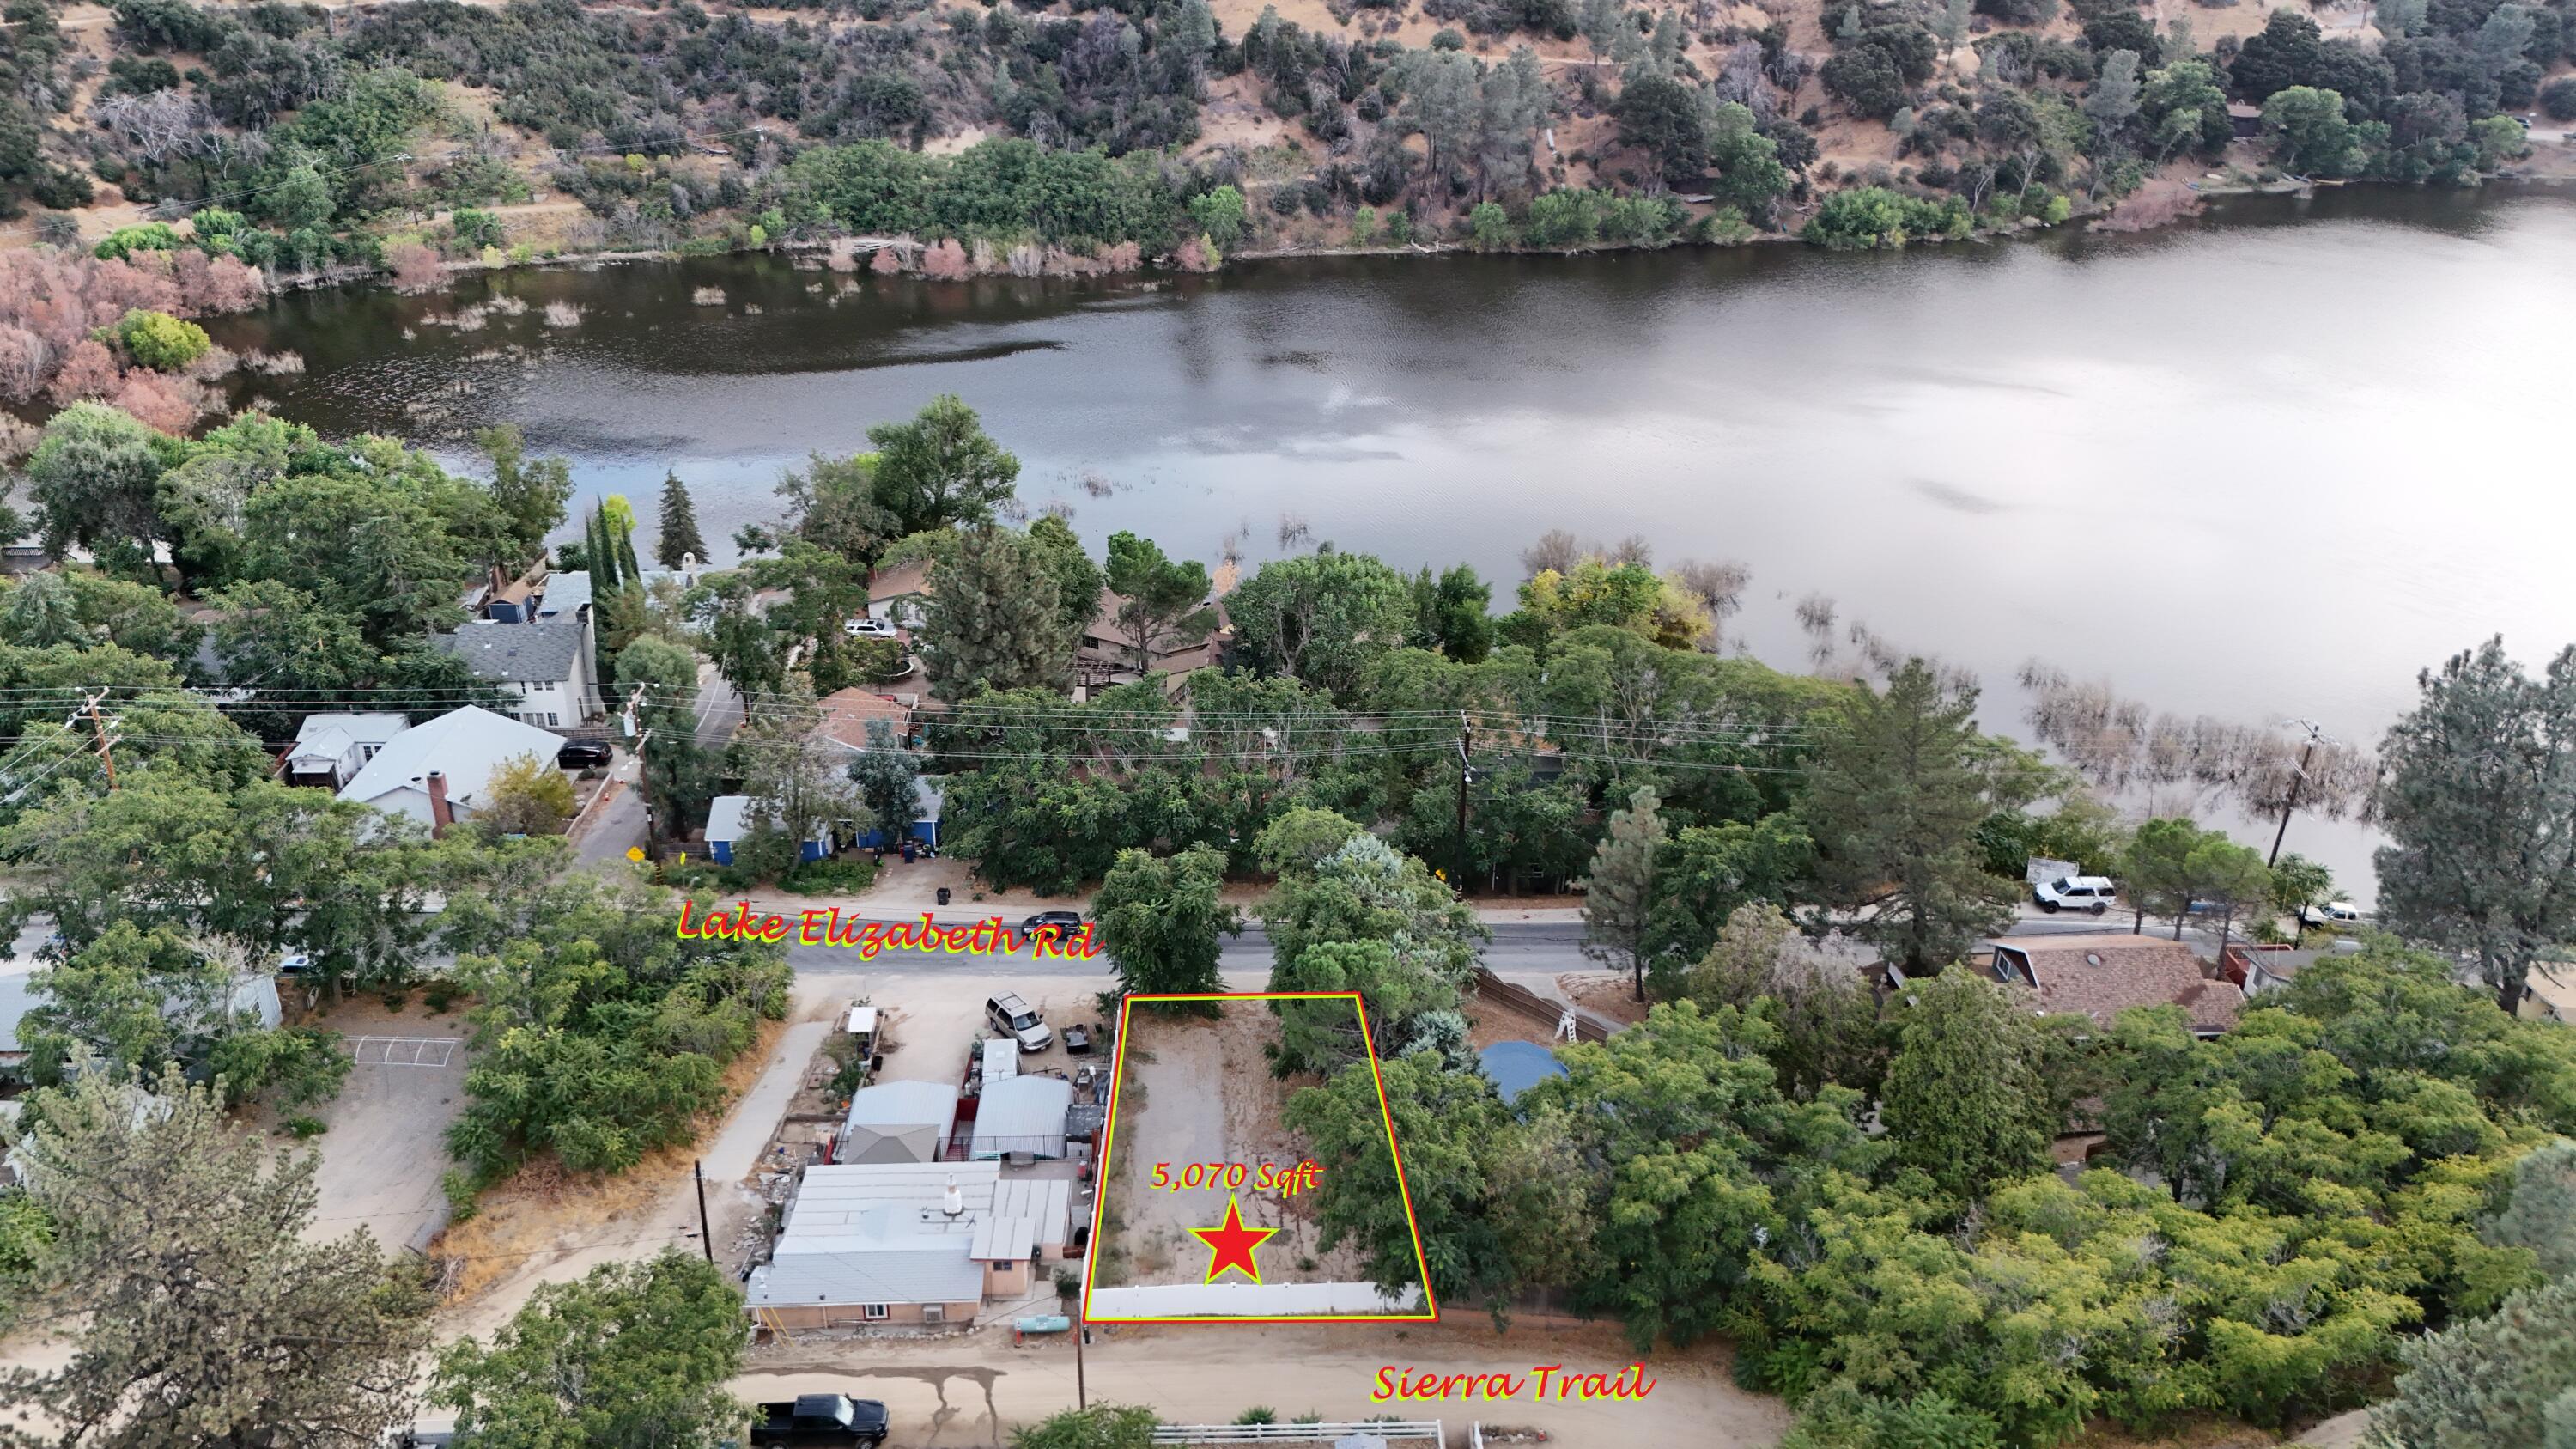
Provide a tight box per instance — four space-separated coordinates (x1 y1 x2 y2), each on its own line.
210 185 2576 895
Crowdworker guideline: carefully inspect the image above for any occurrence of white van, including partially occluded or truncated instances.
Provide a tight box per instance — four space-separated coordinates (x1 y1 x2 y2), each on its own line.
2033 874 2117 914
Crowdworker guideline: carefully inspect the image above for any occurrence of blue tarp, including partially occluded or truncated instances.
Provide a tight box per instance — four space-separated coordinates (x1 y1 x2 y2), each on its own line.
1478 1040 1568 1104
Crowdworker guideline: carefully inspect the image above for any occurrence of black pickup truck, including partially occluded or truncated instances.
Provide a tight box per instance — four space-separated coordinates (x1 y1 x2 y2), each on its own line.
749 1394 891 1446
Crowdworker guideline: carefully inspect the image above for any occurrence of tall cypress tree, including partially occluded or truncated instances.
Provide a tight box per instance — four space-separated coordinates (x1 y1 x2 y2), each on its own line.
656 471 708 569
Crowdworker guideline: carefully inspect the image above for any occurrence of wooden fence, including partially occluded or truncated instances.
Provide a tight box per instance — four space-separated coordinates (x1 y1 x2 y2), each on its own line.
1472 967 1612 1043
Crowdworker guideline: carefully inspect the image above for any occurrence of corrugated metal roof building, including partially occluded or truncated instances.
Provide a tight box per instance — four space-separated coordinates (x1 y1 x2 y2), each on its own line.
744 1161 1073 1330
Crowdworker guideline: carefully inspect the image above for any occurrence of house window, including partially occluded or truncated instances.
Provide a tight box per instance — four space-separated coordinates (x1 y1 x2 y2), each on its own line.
361 744 381 762
862 1304 889 1321
546 713 561 728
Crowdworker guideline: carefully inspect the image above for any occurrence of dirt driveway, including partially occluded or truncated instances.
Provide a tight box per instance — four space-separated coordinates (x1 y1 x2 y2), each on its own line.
740 1316 1792 1447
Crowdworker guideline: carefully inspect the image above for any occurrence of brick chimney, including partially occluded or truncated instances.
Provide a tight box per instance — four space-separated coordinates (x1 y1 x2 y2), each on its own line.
425 770 453 838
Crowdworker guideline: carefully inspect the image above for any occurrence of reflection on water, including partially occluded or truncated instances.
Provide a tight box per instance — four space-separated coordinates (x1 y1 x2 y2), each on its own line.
209 184 2576 892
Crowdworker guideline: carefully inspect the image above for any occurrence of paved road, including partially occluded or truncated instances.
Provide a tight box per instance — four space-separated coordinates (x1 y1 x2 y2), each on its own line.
693 661 744 747
769 907 2199 978
572 776 649 869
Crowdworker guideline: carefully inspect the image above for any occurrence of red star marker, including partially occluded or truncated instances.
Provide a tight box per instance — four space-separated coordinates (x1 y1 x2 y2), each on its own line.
1191 1194 1279 1285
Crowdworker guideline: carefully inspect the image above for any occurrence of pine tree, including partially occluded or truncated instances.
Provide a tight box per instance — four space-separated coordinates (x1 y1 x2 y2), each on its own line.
1582 786 1666 1002
2369 1275 2576 1449
1800 659 2019 977
656 470 708 569
918 526 1069 698
0 1067 432 1446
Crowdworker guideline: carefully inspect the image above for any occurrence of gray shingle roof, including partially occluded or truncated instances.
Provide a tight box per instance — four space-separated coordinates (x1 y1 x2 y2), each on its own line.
433 618 586 684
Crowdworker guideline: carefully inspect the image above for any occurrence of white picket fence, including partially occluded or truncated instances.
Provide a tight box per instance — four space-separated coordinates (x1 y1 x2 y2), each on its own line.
1150 1422 1444 1445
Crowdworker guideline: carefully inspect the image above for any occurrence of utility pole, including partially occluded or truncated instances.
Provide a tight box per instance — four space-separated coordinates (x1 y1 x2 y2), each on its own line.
1073 1307 1088 1409
693 1158 714 1263
2267 719 2329 866
1454 714 1473 893
626 683 655 853
81 691 117 791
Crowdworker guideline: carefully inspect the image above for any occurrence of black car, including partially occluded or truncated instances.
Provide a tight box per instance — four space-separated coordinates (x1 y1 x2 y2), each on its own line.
750 1395 890 1446
1021 911 1083 941
556 740 614 769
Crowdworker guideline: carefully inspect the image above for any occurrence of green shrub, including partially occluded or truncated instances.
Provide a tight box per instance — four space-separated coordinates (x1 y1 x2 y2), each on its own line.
94 222 184 260
1801 186 1971 249
781 857 879 895
116 308 212 371
283 1115 327 1138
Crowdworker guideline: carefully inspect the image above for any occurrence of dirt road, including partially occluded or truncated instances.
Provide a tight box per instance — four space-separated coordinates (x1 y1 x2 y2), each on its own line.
740 1317 1793 1448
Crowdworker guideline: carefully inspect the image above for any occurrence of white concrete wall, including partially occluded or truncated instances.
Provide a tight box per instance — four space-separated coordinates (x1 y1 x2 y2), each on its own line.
1086 1282 1425 1319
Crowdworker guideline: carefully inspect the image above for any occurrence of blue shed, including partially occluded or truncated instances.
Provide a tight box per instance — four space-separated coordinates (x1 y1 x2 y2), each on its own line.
704 795 829 865
850 775 945 851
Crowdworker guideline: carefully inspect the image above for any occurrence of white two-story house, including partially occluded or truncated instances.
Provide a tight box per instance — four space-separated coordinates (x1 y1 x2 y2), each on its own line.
433 617 601 730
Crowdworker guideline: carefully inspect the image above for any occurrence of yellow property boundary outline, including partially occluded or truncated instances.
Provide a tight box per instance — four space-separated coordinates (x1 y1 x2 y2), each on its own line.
1079 990 1441 1324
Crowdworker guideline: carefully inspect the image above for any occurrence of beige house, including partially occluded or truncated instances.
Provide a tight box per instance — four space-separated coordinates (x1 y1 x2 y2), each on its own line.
744 1161 1073 1330
1968 934 2245 1037
2521 967 2576 1026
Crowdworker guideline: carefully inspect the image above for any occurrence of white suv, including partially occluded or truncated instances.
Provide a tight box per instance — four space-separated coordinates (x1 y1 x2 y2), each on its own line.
985 993 1053 1052
2033 874 2117 914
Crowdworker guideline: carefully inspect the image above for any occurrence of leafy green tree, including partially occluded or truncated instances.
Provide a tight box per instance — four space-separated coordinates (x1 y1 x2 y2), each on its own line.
478 423 574 567
0 1067 430 1446
2368 1275 2576 1449
1880 969 2057 1201
654 471 708 569
24 402 178 572
1265 831 1484 1070
1103 531 1212 675
1228 548 1415 700
919 526 1072 698
2142 58 2232 161
1680 903 1890 1101
1092 845 1239 997
1532 1000 1883 1349
866 393 1020 537
2270 851 2337 944
1616 73 1710 184
1027 513 1103 636
1582 786 1665 1002
775 452 896 565
240 469 477 646
444 877 789 1179
1783 1384 2002 1449
844 719 923 839
434 1251 746 1449
1 776 448 1000
615 630 714 835
2376 638 2576 1014
732 685 868 876
1284 1052 1496 1303
0 571 83 647
1187 184 1247 248
693 571 789 701
1708 101 1790 215
1408 563 1494 663
116 307 210 370
480 751 578 837
1645 814 1816 974
2262 85 2360 176
1801 661 2018 976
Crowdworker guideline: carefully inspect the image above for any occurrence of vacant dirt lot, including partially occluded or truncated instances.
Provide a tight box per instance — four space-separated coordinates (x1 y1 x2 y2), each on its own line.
1100 1004 1371 1289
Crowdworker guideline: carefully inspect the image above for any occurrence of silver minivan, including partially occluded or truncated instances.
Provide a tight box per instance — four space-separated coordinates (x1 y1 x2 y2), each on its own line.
985 992 1053 1052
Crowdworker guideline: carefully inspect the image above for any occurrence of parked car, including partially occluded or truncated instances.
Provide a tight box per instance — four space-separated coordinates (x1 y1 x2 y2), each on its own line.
986 992 1053 1052
556 740 614 769
277 952 313 977
2302 899 2366 928
2032 874 2117 914
842 617 896 638
750 1394 890 1446
1021 910 1083 942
